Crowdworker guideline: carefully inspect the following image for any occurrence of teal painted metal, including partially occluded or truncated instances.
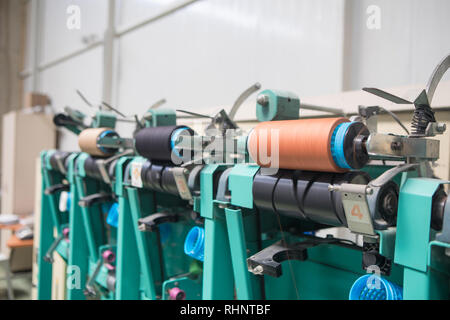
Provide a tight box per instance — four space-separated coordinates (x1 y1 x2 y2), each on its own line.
395 178 448 272
162 276 202 300
92 110 116 128
225 208 254 299
74 175 105 261
202 216 234 299
37 150 74 299
228 164 259 208
115 157 140 299
72 153 119 298
200 164 222 220
126 187 160 299
377 228 396 260
428 241 450 275
66 153 88 300
255 89 300 122
394 178 450 300
37 152 55 300
144 108 177 127
116 192 140 299
200 164 235 299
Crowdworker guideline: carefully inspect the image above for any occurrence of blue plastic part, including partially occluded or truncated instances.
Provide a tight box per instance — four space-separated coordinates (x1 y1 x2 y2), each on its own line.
106 202 119 228
349 274 403 300
97 130 116 154
184 226 205 262
330 122 352 169
170 127 189 159
66 192 71 212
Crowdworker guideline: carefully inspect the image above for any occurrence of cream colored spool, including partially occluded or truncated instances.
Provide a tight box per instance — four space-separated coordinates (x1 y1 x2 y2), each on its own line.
78 127 114 157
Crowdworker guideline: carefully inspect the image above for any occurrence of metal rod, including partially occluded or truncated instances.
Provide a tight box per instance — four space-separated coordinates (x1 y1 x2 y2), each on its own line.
300 103 345 115
37 40 103 72
115 0 200 37
21 0 200 78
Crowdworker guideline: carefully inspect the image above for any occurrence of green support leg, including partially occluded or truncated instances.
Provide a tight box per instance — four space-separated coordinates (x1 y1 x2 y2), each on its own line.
202 215 235 299
126 187 160 300
116 195 140 299
67 183 88 300
37 176 54 300
75 176 105 261
225 208 255 300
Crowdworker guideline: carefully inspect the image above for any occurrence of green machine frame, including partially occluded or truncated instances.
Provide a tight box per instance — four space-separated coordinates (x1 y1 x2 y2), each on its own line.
37 151 82 299
115 156 202 300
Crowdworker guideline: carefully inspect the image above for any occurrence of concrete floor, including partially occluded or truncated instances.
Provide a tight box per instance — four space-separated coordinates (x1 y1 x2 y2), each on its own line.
0 264 32 300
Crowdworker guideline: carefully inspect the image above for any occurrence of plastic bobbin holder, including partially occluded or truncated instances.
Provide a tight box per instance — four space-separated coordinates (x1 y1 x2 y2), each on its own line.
106 202 119 228
349 274 403 300
184 226 205 262
330 122 353 169
97 129 118 155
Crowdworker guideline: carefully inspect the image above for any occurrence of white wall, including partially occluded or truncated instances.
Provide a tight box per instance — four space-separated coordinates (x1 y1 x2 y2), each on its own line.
345 0 450 90
115 0 345 118
23 0 450 150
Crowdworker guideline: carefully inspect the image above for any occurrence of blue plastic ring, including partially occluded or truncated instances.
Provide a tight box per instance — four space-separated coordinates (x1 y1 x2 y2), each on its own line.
98 130 116 154
331 122 353 169
184 226 205 262
171 127 190 159
349 274 403 300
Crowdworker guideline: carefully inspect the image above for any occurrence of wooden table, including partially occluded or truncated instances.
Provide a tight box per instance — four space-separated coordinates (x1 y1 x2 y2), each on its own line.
7 234 33 249
0 223 34 249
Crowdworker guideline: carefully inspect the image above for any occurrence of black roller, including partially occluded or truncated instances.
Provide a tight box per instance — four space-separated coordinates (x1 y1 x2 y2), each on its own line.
253 170 370 228
49 151 72 171
53 113 80 128
139 161 179 195
141 163 165 192
135 126 194 164
141 161 153 189
84 156 102 180
83 156 116 181
253 171 284 211
272 171 308 221
161 167 179 195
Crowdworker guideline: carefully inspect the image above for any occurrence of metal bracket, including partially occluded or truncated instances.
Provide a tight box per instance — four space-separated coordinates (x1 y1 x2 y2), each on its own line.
366 133 440 160
54 153 67 174
329 163 416 235
44 183 70 195
339 183 376 236
247 238 337 278
43 234 64 263
84 259 103 298
171 167 192 201
78 192 113 208
96 149 134 185
369 163 418 188
138 212 180 232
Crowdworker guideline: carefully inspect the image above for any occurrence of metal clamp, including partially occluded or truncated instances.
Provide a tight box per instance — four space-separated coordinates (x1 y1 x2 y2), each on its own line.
54 153 67 174
84 259 103 298
79 192 113 208
44 183 70 195
43 234 64 263
171 167 192 201
138 212 180 232
247 238 337 278
329 163 413 235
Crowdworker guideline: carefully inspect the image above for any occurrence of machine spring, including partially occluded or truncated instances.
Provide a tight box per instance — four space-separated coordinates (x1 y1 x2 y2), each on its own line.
411 105 435 136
